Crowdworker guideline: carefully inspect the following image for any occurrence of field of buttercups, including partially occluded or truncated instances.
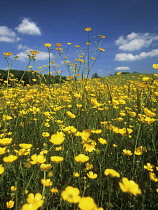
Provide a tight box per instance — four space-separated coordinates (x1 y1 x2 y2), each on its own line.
0 28 158 210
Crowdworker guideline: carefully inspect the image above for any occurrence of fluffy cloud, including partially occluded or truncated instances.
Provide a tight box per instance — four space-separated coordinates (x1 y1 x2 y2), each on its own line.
15 18 41 35
115 32 158 51
17 44 28 50
115 49 158 61
0 26 20 42
115 66 130 70
17 49 53 61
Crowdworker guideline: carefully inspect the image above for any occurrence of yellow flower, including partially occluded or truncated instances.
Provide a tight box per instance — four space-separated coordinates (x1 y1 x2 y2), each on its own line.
118 128 133 137
44 122 50 127
73 172 80 177
56 43 62 47
90 98 102 107
41 179 53 186
85 162 93 170
11 186 17 191
47 171 53 177
101 35 106 38
50 61 55 64
42 132 50 137
142 77 150 81
6 200 14 209
66 111 76 118
81 129 91 140
75 45 80 48
50 156 64 163
98 48 106 52
3 155 18 163
55 146 64 151
138 114 157 124
98 138 107 145
144 163 154 171
75 154 89 163
149 172 158 182
0 147 6 155
128 111 136 117
50 187 59 193
91 129 102 134
30 50 39 55
67 42 72 45
122 149 133 156
40 163 52 171
144 108 156 117
14 149 30 156
3 52 12 56
56 47 63 50
21 193 44 210
19 143 32 149
3 115 12 120
0 164 5 174
87 171 98 179
134 146 147 155
30 154 46 165
119 177 142 196
152 64 158 69
78 196 97 210
0 138 12 146
49 132 65 145
61 186 81 203
44 43 52 48
84 27 92 31
83 142 96 152
104 169 120 178
91 57 96 60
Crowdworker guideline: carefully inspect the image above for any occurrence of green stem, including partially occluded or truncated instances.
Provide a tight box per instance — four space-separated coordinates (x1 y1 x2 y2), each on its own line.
42 171 46 198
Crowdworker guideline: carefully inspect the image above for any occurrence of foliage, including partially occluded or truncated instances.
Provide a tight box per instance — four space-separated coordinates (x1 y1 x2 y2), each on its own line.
91 73 100 78
0 69 66 86
115 71 130 75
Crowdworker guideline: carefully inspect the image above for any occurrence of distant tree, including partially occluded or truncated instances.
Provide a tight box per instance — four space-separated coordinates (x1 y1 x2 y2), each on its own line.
0 69 66 86
115 71 130 75
92 73 100 78
121 72 130 74
132 71 139 74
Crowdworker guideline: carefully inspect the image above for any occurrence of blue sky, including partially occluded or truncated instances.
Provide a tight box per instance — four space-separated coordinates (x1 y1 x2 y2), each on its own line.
1 0 158 77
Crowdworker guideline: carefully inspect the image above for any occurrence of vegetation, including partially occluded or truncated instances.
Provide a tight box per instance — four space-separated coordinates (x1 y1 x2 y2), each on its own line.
0 69 66 86
91 73 100 78
0 28 158 210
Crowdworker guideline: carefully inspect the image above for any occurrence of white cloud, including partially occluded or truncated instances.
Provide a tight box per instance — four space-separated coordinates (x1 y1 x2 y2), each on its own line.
17 49 53 62
115 49 158 61
17 44 28 50
0 26 20 42
36 51 52 60
115 32 158 51
15 18 41 35
115 66 130 70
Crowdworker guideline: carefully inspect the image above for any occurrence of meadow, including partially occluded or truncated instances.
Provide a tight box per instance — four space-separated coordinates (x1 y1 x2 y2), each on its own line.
0 28 158 210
